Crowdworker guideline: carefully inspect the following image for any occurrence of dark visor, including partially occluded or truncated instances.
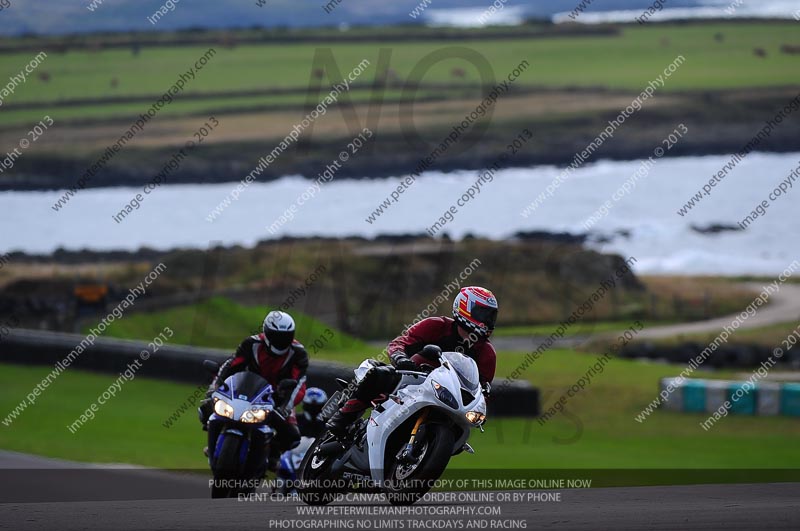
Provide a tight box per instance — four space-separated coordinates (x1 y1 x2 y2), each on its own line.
471 304 497 329
269 330 294 350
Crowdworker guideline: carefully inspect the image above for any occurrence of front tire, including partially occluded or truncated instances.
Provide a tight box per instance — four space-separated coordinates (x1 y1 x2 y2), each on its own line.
385 423 455 506
211 433 262 499
296 433 341 506
211 434 243 498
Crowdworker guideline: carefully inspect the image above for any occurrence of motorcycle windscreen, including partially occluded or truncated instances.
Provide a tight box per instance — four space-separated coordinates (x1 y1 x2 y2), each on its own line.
442 351 480 391
226 371 274 405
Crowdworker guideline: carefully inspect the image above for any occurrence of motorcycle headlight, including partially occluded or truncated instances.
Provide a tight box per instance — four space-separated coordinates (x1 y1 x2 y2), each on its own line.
431 380 458 410
213 398 234 419
465 411 486 425
240 408 268 424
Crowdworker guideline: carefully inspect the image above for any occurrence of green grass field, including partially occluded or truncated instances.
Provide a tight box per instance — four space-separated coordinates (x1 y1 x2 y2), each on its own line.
82 297 370 355
1 22 798 127
0 89 425 126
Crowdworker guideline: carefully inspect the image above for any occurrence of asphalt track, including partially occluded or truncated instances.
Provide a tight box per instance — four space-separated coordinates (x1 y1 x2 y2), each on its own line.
633 282 800 341
1 452 799 531
3 482 799 530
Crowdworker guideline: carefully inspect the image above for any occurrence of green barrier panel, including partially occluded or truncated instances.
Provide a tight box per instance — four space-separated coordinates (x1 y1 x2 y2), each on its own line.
727 382 756 415
683 379 707 412
779 383 800 417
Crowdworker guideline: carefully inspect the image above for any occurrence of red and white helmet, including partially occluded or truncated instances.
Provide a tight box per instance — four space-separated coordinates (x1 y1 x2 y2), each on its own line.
452 286 498 339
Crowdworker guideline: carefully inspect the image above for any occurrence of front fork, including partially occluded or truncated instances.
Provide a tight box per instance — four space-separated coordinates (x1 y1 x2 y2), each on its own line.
397 408 428 465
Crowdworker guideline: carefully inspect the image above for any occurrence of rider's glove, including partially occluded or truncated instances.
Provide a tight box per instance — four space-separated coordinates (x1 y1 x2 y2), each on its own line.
198 397 213 426
275 379 298 406
393 355 418 372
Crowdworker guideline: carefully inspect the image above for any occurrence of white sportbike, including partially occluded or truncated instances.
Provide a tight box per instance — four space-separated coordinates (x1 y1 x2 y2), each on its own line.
297 349 487 505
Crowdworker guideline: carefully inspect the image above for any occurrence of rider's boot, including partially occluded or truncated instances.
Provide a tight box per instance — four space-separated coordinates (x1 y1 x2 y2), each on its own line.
326 398 368 439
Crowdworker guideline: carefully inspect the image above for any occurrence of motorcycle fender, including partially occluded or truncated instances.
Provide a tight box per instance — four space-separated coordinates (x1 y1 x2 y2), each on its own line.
366 393 437 483
213 428 246 462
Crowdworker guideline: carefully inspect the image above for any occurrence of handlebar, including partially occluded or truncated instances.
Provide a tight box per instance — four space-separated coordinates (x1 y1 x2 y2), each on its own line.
202 359 220 374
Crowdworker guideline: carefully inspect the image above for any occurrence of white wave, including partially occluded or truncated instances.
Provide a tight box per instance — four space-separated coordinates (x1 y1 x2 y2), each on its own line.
423 6 527 27
2 152 799 276
553 0 800 23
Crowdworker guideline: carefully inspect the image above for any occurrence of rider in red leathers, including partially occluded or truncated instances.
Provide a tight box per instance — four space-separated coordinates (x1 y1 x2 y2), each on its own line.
200 311 307 465
326 286 498 438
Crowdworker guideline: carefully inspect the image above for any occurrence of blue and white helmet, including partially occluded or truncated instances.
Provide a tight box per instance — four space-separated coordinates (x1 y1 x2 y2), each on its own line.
263 310 296 355
303 387 328 417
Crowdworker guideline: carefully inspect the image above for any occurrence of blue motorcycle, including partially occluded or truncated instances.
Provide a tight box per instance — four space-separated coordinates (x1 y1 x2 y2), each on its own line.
203 361 281 498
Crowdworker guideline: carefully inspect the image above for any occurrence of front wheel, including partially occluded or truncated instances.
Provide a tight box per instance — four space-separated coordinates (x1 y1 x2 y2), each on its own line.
210 432 263 499
211 434 243 498
296 433 342 506
384 423 455 506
